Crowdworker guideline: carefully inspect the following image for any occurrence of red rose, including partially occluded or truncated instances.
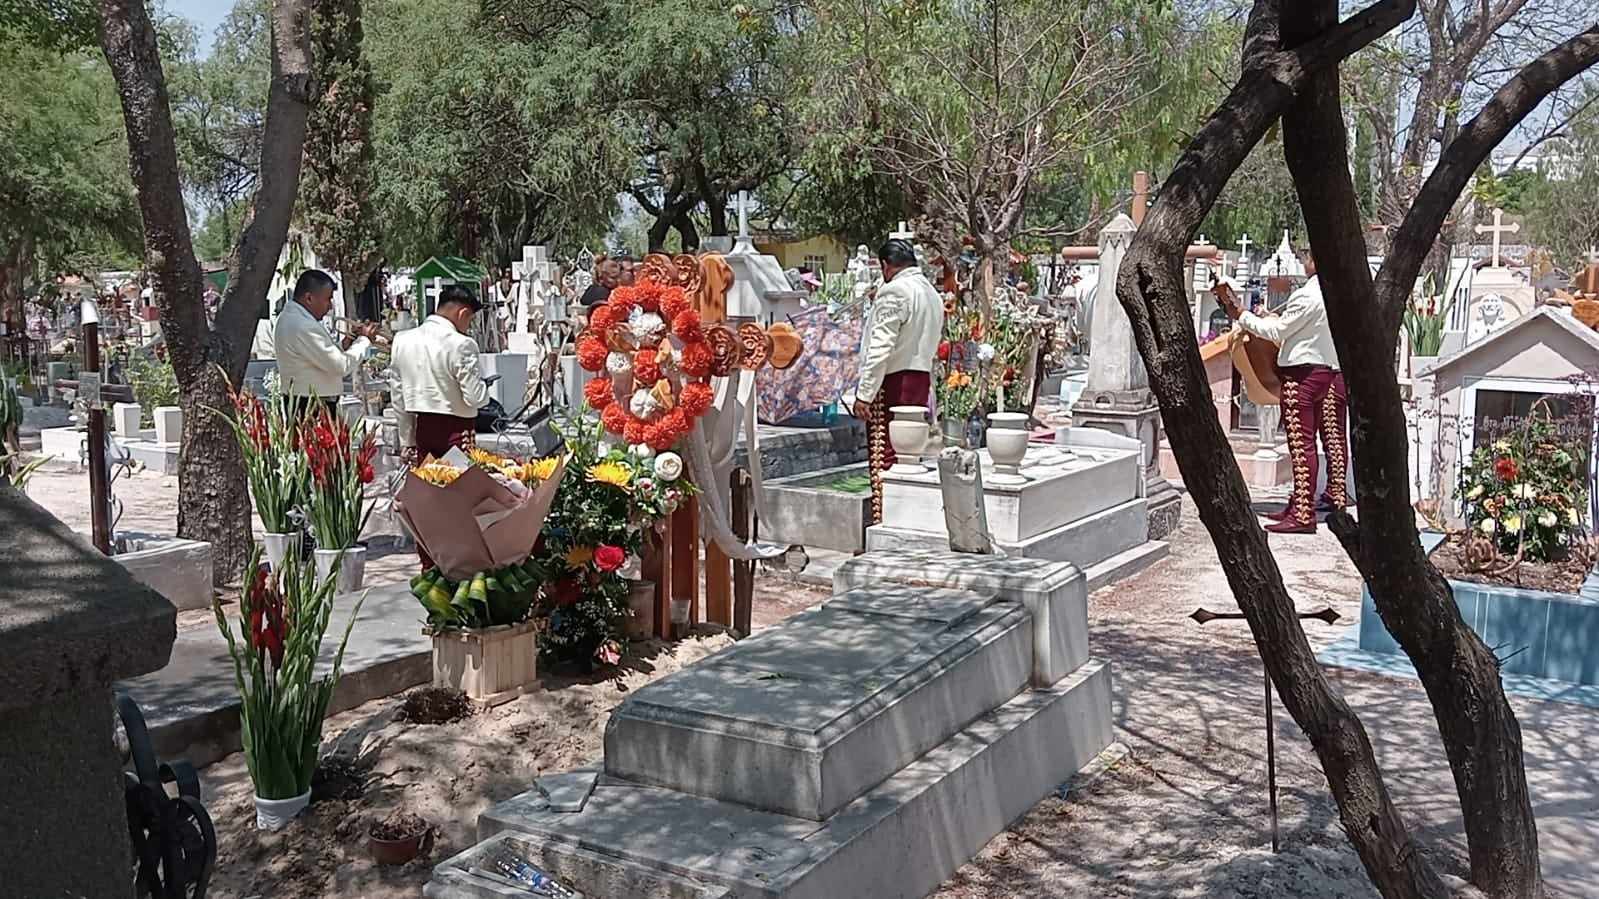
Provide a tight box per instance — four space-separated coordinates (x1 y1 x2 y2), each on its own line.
937 341 950 361
584 377 615 410
1495 456 1519 481
594 544 626 572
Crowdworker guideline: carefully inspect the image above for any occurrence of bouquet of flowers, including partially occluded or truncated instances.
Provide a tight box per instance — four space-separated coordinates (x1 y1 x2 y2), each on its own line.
629 450 697 521
985 290 1047 414
404 447 567 630
220 382 308 535
935 296 986 430
301 409 377 550
213 547 363 821
1458 412 1588 561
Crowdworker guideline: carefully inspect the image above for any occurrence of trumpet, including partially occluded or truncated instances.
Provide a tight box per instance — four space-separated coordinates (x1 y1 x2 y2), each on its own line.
331 316 393 349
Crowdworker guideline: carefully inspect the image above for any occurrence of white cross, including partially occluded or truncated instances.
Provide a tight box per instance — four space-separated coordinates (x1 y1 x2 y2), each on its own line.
734 190 752 241
889 221 916 241
1196 233 1208 246
1237 233 1252 259
1474 207 1520 268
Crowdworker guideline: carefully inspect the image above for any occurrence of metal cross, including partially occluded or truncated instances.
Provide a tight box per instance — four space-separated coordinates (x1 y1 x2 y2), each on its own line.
1188 605 1342 854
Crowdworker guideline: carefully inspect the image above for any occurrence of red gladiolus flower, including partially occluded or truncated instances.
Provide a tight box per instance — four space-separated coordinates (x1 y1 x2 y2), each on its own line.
593 544 626 572
1495 456 1519 481
937 341 950 361
970 321 984 340
584 377 615 409
359 463 375 484
246 564 285 667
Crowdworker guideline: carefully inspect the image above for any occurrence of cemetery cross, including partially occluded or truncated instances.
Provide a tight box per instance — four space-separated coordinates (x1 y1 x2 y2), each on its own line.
1474 207 1520 269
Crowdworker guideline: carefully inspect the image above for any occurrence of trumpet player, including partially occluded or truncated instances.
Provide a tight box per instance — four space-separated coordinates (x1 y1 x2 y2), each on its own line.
276 269 374 416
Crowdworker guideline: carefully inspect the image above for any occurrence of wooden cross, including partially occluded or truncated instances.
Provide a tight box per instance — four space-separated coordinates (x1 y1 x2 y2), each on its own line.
1474 207 1520 268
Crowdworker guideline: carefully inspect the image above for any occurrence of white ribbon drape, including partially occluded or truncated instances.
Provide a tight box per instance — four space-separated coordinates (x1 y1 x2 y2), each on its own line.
684 367 788 561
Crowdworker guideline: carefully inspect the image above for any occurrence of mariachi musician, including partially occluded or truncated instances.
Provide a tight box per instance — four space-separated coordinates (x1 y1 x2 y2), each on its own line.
1213 246 1349 534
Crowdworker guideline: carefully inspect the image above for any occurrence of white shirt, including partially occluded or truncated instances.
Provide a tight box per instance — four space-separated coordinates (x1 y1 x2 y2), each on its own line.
251 318 276 360
274 299 369 397
391 314 491 418
856 268 944 403
1238 275 1340 370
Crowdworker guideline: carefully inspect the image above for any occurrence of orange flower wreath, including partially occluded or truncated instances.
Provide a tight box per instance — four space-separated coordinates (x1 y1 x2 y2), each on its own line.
575 273 712 450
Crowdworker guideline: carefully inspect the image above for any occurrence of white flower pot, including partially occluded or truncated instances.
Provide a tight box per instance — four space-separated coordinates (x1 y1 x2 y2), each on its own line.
986 412 1031 484
313 545 367 595
260 532 301 571
254 789 311 831
887 405 931 474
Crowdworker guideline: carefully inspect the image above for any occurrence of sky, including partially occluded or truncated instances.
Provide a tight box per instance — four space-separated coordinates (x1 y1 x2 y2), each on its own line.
166 0 231 56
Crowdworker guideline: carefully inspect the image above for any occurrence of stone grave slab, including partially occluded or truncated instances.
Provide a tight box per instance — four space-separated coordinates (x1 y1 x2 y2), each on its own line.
466 661 1114 899
603 586 1031 821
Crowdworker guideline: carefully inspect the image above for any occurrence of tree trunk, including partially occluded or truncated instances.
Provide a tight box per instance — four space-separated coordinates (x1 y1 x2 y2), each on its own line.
1116 3 1455 897
0 240 26 337
102 0 316 584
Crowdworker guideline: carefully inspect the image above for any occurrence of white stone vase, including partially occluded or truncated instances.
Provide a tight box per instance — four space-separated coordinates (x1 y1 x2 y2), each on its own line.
260 532 301 571
986 412 1031 484
313 545 367 595
887 405 931 474
254 789 311 831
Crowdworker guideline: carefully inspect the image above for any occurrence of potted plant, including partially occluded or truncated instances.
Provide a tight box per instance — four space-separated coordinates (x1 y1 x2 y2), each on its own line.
303 408 377 594
398 450 567 702
1403 273 1454 376
368 811 431 865
213 549 364 830
221 382 309 569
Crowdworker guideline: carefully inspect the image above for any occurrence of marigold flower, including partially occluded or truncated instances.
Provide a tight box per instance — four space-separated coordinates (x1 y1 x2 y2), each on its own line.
679 381 713 416
679 341 712 376
584 377 615 410
576 336 610 372
601 403 631 436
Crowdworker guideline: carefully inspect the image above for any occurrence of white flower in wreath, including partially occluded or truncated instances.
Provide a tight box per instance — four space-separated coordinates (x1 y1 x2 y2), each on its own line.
1466 484 1485 500
630 389 662 420
1538 510 1558 528
606 351 632 375
976 342 996 363
654 452 684 481
632 442 656 460
627 308 667 345
1479 518 1497 534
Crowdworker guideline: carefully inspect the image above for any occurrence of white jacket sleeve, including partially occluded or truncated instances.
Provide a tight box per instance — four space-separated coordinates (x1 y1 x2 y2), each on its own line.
1238 295 1312 345
857 287 908 403
293 327 369 383
453 340 491 411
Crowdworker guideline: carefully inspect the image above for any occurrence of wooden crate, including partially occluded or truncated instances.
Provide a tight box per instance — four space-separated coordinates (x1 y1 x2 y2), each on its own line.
427 620 541 705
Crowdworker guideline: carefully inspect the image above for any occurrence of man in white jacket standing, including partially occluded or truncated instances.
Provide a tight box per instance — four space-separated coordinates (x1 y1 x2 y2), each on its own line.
390 285 491 466
1217 247 1348 534
275 269 372 415
853 238 944 523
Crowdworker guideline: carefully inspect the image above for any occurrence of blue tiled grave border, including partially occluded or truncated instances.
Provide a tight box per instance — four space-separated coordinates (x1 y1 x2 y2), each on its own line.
1323 531 1599 708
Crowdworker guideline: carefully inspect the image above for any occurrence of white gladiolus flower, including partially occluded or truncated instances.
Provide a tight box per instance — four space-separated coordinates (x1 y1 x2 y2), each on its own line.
654 452 684 481
1479 518 1497 534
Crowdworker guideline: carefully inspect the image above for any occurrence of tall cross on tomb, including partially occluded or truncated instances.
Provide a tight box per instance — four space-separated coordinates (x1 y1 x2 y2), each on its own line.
1474 207 1520 268
734 190 752 241
1236 233 1253 280
889 221 916 241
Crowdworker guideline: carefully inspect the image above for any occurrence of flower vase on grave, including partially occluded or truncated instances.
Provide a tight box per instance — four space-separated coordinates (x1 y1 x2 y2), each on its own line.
313 545 368 596
941 415 969 449
260 531 301 571
986 412 1030 484
887 406 931 473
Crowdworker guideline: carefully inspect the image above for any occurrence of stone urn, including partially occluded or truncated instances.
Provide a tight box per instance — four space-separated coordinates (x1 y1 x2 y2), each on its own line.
986 412 1031 484
887 406 931 474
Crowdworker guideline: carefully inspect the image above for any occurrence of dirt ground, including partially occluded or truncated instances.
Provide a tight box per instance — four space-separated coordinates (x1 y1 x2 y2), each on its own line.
20 464 1599 898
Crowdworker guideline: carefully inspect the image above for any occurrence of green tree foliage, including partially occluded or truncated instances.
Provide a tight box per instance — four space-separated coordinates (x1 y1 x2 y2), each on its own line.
300 0 380 310
1522 93 1599 268
0 35 140 327
366 0 619 266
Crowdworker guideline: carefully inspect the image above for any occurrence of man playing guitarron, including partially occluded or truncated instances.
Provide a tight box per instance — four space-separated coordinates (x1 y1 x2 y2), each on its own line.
1214 247 1349 534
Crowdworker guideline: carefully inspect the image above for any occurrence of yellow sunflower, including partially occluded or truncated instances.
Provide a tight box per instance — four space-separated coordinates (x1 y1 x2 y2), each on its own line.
524 456 561 481
565 545 595 568
468 447 509 469
587 461 633 491
412 462 462 486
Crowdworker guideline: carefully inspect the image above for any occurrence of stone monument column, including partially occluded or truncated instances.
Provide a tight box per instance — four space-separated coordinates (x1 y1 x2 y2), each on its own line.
0 487 177 898
1072 213 1182 539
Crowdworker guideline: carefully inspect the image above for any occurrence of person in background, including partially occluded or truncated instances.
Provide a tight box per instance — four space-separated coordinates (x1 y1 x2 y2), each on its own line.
580 258 622 310
390 284 490 467
1216 248 1348 534
275 269 373 415
852 238 944 524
